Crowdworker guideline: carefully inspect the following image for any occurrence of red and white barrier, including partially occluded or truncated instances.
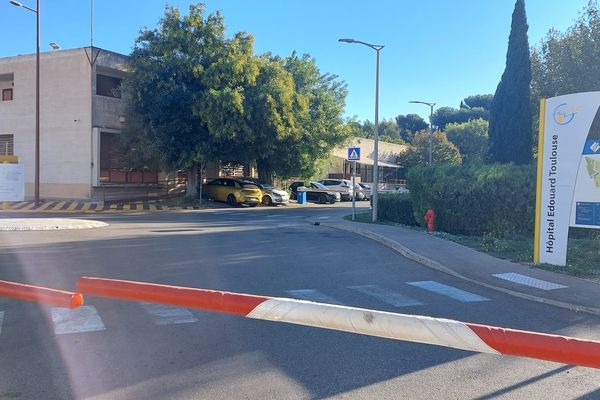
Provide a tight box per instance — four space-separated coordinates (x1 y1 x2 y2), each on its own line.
0 280 83 308
77 277 600 369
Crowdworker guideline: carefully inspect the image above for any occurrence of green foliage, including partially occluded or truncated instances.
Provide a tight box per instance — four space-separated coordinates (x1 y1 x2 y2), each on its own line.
461 94 494 110
395 113 428 143
396 130 462 168
445 118 489 164
431 107 489 130
407 163 536 236
125 4 349 184
378 193 418 226
488 0 532 164
531 1 600 138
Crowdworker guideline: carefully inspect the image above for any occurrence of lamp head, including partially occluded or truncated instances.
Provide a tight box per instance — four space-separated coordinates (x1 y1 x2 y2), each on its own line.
338 38 356 43
9 1 23 6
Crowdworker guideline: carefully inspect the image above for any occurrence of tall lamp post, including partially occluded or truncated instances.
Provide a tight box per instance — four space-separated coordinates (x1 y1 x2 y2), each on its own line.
339 38 384 222
10 0 40 207
409 100 435 165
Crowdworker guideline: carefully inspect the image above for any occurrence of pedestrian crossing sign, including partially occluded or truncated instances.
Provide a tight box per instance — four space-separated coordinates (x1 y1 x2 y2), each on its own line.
348 147 360 161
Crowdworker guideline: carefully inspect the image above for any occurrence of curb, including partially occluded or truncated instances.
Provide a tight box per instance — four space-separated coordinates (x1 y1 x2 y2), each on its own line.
0 218 109 231
308 218 600 318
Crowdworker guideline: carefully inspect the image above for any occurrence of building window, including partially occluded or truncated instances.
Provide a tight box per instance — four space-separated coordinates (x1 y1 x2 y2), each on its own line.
96 74 122 98
2 88 12 101
0 135 14 156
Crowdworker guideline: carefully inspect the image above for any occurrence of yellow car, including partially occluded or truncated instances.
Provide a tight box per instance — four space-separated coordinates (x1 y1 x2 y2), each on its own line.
202 178 262 207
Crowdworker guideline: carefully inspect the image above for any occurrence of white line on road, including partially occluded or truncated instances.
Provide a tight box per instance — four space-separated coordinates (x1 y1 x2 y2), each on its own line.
348 285 424 307
407 281 490 302
51 305 106 335
140 302 199 325
286 289 344 305
492 273 567 290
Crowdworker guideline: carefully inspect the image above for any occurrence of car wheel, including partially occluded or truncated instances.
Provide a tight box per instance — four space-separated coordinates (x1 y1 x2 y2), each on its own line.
248 203 258 207
329 198 335 204
318 194 327 204
226 194 237 206
262 196 273 206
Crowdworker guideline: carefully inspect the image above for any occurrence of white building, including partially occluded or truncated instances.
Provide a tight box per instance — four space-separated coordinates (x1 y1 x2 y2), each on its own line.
0 47 156 201
328 137 407 189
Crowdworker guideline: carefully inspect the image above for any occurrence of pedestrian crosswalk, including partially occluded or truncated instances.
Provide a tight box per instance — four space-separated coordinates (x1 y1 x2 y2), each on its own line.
0 280 492 338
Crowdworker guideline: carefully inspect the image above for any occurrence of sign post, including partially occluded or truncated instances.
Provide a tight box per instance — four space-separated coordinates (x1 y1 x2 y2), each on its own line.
0 156 23 209
535 92 600 266
348 147 361 221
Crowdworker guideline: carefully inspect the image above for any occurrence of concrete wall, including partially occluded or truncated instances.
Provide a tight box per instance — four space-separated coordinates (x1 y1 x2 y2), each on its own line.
0 47 130 200
0 49 93 199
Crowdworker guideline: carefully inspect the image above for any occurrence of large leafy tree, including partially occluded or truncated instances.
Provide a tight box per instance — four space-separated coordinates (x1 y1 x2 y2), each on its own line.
445 118 489 164
125 4 257 197
488 0 532 164
431 106 489 130
395 113 428 143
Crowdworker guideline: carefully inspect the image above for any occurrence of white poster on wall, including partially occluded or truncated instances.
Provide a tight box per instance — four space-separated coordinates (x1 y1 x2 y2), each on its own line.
0 164 25 202
535 92 600 266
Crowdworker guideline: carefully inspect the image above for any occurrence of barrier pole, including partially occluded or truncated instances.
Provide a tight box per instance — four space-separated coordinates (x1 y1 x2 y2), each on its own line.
0 280 83 308
77 277 600 369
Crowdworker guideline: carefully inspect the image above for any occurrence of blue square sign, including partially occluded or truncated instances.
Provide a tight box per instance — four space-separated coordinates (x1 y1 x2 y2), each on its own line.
348 147 360 161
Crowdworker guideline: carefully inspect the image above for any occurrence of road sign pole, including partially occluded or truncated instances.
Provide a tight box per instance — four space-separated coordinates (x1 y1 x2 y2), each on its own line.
352 161 356 221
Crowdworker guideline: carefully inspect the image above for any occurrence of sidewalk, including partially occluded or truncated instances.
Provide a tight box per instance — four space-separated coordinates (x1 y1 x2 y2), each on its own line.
313 217 600 317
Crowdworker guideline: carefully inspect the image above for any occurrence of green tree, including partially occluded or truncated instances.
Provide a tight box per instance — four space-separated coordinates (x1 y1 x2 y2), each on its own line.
378 118 401 140
395 113 428 143
396 130 462 169
431 106 489 130
531 1 600 139
245 52 349 182
461 94 494 110
125 4 257 198
488 0 532 164
445 118 489 163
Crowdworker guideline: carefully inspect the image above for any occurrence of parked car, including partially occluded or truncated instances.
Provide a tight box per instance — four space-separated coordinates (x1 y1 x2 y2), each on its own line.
289 181 340 204
358 183 371 201
202 178 262 206
243 179 290 206
317 179 354 201
354 183 366 201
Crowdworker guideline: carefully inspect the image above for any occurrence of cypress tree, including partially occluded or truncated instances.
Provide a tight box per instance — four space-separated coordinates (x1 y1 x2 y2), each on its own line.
488 0 532 164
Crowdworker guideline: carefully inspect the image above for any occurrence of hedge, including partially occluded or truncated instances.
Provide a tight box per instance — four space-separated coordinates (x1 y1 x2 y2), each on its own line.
378 192 418 226
407 163 536 236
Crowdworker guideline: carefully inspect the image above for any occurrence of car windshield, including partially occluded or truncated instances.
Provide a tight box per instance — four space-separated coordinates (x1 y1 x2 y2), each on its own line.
311 182 327 189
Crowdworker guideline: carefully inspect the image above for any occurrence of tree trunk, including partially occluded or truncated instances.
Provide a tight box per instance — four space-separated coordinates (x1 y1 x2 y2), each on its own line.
257 160 273 184
186 165 199 199
197 162 205 205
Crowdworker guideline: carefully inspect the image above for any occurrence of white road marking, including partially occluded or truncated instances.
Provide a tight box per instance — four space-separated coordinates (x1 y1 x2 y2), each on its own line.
0 311 4 335
348 285 423 307
51 305 106 335
140 302 199 325
286 289 344 305
492 273 567 290
407 281 490 302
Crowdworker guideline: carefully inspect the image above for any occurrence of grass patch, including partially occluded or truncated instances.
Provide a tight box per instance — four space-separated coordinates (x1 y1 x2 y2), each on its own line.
346 213 600 280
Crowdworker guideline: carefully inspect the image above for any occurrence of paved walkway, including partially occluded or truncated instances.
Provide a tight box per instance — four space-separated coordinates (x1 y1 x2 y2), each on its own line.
313 217 600 317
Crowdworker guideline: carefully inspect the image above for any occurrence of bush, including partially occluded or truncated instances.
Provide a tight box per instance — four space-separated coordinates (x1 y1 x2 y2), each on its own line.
407 163 536 236
378 192 418 226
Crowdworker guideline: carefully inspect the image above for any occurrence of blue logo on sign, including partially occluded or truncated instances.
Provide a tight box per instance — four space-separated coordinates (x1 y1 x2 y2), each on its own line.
553 103 578 125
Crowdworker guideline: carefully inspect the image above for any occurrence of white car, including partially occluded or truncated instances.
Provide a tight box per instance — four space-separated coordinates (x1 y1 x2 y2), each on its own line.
318 179 354 201
244 180 290 206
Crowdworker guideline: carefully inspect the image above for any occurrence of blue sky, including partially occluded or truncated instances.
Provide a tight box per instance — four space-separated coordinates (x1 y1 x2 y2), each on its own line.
0 0 590 122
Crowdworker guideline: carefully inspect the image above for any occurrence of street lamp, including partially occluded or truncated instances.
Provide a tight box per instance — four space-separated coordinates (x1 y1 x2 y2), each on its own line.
10 0 40 207
339 38 384 223
409 100 436 165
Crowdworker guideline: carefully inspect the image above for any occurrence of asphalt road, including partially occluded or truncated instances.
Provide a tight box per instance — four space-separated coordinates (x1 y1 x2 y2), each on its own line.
0 203 599 399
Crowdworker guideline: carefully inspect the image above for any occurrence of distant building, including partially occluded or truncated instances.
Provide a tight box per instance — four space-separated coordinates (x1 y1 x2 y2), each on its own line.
0 47 166 201
327 137 407 189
